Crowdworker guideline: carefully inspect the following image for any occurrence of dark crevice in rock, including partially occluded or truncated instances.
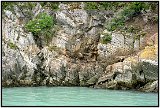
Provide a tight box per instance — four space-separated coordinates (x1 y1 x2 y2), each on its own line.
59 64 67 84
32 51 47 86
33 35 43 49
139 70 143 75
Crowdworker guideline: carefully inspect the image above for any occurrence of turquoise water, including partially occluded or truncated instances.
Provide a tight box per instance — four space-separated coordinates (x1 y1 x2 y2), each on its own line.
2 87 158 106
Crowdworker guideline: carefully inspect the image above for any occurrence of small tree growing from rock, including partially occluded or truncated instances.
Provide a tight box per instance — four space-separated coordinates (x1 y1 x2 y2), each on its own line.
25 13 55 47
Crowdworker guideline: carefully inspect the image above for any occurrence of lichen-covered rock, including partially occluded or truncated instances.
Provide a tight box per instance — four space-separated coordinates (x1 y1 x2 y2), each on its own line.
140 60 158 81
105 80 118 89
2 2 158 93
86 75 99 86
98 72 115 84
79 62 104 86
97 30 146 64
138 38 158 81
2 9 40 87
96 42 158 91
139 80 158 92
139 46 157 60
64 63 80 86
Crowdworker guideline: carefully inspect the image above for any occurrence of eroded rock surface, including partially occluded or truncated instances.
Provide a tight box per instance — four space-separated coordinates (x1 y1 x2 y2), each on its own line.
2 3 158 92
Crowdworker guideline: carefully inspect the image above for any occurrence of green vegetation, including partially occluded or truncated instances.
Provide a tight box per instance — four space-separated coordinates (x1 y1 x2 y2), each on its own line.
123 25 146 39
106 3 139 31
2 2 36 20
106 2 158 31
40 2 59 10
8 42 17 50
122 2 154 19
25 13 54 35
84 2 99 10
84 2 158 12
2 2 36 11
2 2 157 46
101 33 112 44
25 13 55 44
84 2 127 11
2 2 14 10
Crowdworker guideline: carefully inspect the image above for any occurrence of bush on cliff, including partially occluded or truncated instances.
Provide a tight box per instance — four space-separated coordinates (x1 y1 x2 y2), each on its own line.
106 2 158 31
25 13 55 44
101 33 112 44
25 13 54 35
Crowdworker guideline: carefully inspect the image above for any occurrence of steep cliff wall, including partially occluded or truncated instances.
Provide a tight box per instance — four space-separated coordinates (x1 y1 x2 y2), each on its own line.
2 2 158 92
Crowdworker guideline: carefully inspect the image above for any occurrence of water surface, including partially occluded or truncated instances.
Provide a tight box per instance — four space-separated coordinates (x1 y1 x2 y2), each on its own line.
2 87 158 106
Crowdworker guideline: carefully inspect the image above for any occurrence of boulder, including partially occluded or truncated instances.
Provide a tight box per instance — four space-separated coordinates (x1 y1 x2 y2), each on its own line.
141 60 158 81
96 47 158 91
87 75 99 86
98 73 114 84
106 80 118 89
139 80 158 92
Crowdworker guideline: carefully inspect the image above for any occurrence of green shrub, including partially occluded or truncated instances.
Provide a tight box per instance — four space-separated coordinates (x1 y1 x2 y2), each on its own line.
25 13 55 44
123 2 149 18
106 2 152 32
8 42 17 50
101 33 112 44
2 2 15 10
107 15 126 31
84 2 98 10
25 13 54 35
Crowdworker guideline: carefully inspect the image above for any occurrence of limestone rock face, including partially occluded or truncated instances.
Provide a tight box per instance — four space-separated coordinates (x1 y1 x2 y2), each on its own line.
141 60 158 81
139 80 158 92
2 3 108 87
97 31 146 64
2 6 40 87
96 43 158 91
2 3 158 92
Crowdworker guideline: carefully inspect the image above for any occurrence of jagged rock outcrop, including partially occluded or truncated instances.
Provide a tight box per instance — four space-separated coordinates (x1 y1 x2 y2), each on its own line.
2 3 158 92
95 35 158 92
2 2 108 87
2 9 39 86
139 80 158 92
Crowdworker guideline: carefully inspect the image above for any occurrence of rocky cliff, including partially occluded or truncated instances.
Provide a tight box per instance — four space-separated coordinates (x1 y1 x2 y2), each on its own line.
2 2 158 92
